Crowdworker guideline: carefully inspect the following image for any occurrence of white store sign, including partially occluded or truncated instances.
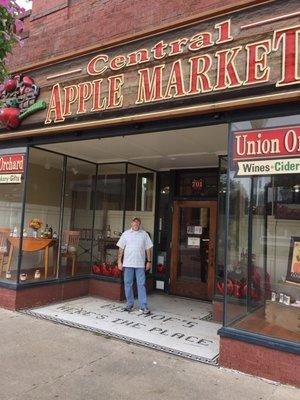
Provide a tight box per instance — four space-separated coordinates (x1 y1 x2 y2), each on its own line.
0 173 22 183
236 158 300 177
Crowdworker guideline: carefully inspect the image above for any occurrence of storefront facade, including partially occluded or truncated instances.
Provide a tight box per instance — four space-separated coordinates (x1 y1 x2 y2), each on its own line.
0 0 299 386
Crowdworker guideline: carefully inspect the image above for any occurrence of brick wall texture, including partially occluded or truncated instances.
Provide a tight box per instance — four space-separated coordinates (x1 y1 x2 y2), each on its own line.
9 0 250 70
220 337 300 387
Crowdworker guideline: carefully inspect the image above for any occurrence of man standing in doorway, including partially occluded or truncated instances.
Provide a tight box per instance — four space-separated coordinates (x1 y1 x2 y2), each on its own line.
117 217 153 314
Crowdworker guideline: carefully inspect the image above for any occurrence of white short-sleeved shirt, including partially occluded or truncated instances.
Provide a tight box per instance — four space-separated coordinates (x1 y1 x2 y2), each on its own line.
117 228 153 268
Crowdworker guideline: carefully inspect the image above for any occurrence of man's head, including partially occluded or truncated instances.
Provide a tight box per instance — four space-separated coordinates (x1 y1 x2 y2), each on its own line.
131 217 141 231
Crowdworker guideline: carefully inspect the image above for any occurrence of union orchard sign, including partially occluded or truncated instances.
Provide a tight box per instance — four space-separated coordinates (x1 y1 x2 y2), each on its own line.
0 154 24 184
233 127 300 176
0 154 24 173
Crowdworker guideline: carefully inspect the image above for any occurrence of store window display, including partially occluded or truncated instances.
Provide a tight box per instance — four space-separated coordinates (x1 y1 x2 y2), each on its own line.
225 115 300 343
92 163 155 278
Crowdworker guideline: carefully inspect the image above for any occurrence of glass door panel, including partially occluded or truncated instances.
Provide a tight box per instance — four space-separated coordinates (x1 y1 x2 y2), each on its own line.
170 200 217 300
178 206 210 282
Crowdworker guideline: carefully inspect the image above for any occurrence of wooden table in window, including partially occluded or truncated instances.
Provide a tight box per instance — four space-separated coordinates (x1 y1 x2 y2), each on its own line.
7 237 58 278
98 237 119 262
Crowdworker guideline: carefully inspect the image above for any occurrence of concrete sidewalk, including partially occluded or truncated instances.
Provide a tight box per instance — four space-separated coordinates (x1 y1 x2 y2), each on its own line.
0 308 298 400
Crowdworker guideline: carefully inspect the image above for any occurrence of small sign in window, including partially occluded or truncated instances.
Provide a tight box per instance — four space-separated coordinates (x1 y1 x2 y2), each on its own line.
187 237 200 248
187 226 202 235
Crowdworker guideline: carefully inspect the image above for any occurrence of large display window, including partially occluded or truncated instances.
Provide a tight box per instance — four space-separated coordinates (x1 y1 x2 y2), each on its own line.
225 115 300 344
92 162 155 278
155 172 171 283
215 156 227 298
0 147 155 284
21 148 64 281
61 157 97 278
92 163 126 278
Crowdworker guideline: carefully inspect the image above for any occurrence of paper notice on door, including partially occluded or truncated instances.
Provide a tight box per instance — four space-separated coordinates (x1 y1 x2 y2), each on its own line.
187 226 193 234
194 226 202 235
187 237 200 247
187 226 202 235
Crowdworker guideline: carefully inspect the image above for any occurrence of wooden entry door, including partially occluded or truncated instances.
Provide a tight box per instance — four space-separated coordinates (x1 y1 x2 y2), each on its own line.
170 200 217 301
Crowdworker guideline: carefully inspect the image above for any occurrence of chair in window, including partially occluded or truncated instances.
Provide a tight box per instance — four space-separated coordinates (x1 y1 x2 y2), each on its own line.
0 228 11 276
61 230 80 276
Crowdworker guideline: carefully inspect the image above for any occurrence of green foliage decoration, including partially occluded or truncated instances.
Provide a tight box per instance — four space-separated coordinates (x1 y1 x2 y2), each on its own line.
0 0 25 82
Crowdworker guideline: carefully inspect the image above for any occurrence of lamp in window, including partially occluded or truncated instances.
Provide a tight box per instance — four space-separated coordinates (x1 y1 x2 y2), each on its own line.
293 185 300 193
160 186 170 195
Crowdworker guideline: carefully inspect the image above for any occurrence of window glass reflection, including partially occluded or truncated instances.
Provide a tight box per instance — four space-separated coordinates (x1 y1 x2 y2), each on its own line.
92 163 126 277
61 158 96 278
156 172 170 279
21 148 63 282
227 115 300 344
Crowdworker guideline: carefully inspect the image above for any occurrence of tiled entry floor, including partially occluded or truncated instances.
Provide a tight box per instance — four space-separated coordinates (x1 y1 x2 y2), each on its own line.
22 294 221 364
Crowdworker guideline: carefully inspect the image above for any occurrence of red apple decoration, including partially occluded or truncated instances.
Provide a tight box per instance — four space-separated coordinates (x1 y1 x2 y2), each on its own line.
251 288 259 300
23 76 34 87
4 79 16 93
233 282 242 298
217 279 234 295
23 86 33 95
114 268 121 278
217 280 224 295
157 264 164 273
0 107 21 129
92 264 101 274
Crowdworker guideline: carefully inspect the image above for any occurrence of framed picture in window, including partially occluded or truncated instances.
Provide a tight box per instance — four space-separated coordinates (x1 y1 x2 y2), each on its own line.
286 237 300 284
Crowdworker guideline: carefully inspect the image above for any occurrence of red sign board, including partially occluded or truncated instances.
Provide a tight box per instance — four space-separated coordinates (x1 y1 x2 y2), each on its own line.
0 154 24 174
233 127 300 161
233 126 300 176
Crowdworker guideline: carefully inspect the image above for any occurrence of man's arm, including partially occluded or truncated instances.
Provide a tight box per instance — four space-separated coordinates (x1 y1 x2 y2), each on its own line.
116 233 126 271
117 247 124 270
145 248 152 271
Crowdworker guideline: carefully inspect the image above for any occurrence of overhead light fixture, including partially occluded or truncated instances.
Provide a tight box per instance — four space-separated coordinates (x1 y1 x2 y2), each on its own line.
161 186 170 195
293 185 300 193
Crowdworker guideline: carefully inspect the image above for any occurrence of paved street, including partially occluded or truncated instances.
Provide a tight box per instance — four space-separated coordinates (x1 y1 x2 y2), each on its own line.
0 308 298 400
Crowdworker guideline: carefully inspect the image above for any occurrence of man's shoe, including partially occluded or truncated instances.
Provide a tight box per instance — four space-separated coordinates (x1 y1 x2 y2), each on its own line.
123 305 133 312
140 308 151 315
